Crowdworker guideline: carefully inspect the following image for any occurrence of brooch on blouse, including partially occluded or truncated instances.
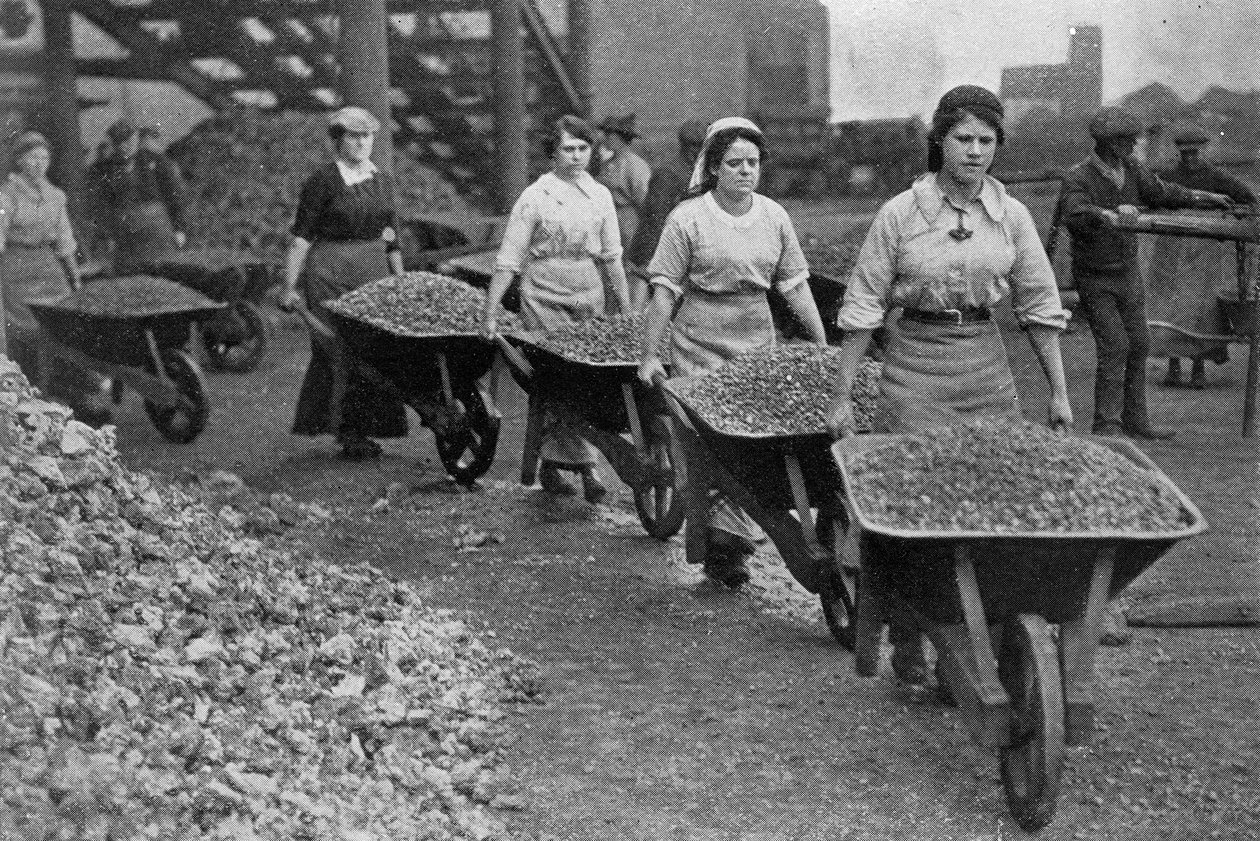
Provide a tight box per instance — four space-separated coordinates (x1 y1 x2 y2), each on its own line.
948 207 973 241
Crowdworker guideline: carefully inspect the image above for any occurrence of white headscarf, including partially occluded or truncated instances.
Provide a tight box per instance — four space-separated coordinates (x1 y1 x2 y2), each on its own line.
688 117 764 190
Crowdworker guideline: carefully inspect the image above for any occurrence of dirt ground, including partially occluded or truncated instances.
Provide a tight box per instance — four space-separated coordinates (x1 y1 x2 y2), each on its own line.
103 224 1260 839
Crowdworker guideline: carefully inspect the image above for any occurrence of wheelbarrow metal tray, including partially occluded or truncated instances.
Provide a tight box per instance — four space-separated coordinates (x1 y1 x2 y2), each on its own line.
325 310 497 395
663 374 841 512
831 433 1207 625
27 299 225 368
505 332 657 433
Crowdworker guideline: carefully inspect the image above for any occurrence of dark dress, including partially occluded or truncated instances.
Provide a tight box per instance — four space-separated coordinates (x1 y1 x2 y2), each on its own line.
290 163 407 439
86 149 187 272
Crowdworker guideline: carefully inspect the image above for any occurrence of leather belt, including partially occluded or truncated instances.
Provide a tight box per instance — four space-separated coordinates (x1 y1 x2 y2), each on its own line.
901 307 991 325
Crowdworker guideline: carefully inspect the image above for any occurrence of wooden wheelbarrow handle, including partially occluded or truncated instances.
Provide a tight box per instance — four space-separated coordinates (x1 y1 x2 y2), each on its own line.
493 334 533 378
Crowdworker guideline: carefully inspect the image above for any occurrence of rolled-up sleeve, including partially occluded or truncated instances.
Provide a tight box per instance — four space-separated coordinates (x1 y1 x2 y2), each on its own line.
493 192 537 274
645 209 690 297
595 188 623 262
1008 202 1068 330
772 206 810 293
835 205 898 331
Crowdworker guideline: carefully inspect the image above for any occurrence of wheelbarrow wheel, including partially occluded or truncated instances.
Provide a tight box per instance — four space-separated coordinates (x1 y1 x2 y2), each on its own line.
204 300 268 373
143 349 210 444
434 385 500 488
998 613 1065 832
634 414 686 540
818 564 856 650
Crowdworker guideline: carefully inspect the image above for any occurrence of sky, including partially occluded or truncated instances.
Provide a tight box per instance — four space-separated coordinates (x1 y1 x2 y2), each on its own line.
823 0 1260 121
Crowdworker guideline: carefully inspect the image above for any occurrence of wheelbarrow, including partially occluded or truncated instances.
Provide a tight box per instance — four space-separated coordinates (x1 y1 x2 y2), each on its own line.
498 332 686 540
660 373 858 647
27 296 221 443
137 248 275 373
831 433 1207 830
292 302 501 487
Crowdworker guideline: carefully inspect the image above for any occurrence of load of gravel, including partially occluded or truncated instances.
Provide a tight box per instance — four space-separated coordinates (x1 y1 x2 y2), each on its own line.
840 417 1195 534
0 357 538 841
669 344 880 437
532 312 668 367
327 272 516 338
49 276 218 318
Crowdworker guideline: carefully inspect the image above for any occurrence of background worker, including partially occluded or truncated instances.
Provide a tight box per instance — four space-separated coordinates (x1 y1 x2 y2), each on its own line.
87 118 188 273
624 118 708 308
1057 106 1233 439
1146 122 1256 389
0 131 111 425
596 114 651 271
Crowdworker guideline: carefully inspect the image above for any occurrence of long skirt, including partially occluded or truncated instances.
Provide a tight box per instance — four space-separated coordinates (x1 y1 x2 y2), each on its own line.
874 316 1021 434
1 244 102 399
292 239 408 439
113 200 180 274
1142 233 1236 365
672 288 775 541
521 255 604 466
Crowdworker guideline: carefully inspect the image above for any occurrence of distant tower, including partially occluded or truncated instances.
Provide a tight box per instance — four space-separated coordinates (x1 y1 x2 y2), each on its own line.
1064 25 1102 121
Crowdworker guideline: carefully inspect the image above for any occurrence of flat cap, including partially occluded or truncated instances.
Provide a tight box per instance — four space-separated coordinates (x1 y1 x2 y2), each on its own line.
599 113 639 140
329 106 381 134
1089 107 1142 140
107 118 136 143
10 130 49 162
934 85 1004 120
1171 122 1210 147
677 119 707 146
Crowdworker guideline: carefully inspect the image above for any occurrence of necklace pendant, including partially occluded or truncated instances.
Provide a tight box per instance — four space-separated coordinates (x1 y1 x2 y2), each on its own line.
949 227 973 241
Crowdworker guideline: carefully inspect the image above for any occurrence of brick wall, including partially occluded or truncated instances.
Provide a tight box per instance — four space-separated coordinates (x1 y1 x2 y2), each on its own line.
585 0 828 166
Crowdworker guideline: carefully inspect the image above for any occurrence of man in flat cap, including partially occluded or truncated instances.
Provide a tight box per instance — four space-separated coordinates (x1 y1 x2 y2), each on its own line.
86 117 188 272
1056 106 1232 439
624 118 707 307
1145 122 1256 388
596 114 651 268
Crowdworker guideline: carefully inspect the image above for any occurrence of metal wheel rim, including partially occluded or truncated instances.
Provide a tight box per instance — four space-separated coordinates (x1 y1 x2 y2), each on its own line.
999 613 1065 832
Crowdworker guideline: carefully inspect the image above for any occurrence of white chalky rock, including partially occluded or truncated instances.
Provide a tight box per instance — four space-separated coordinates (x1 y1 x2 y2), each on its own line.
25 455 64 486
59 422 94 455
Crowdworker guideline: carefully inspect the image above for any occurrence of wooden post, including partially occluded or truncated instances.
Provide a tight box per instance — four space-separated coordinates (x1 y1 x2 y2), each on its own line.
41 0 85 228
491 0 528 213
1243 245 1260 437
336 0 393 171
567 0 593 118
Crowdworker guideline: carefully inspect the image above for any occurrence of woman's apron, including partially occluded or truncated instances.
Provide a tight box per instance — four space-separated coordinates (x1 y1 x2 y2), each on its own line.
1 244 101 397
874 316 1021 433
113 200 179 274
292 239 407 439
521 254 605 465
673 288 775 539
1143 233 1234 364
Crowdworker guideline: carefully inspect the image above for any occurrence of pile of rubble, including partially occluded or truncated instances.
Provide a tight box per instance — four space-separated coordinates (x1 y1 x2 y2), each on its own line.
0 357 538 841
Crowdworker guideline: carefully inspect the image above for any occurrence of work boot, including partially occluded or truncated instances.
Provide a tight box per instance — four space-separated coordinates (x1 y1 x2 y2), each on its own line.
703 530 754 588
580 466 607 504
1189 360 1207 390
890 639 930 688
1091 423 1124 437
1122 424 1176 441
336 433 382 461
1162 358 1182 388
539 461 577 496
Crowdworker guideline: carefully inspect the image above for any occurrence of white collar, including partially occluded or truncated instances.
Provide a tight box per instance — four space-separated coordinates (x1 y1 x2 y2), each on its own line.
912 173 1006 224
336 158 378 185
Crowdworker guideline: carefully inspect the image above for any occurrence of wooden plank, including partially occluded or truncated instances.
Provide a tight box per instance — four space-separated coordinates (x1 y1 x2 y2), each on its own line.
783 453 818 547
950 544 1010 748
1058 546 1115 746
1104 209 1260 244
